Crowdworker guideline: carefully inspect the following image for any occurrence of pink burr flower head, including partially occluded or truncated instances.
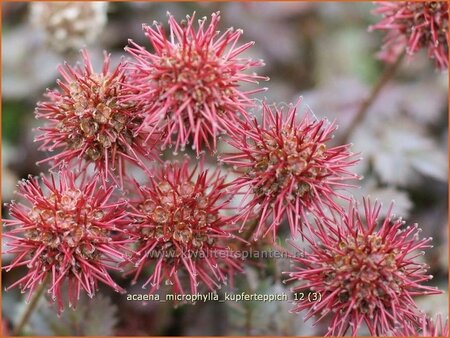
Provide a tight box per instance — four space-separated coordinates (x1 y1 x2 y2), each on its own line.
284 199 442 336
220 99 359 240
127 158 243 295
370 1 449 70
125 11 268 154
35 49 154 187
3 170 130 314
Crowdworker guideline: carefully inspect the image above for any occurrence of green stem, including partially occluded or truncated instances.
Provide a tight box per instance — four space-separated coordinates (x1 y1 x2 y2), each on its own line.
339 51 405 145
12 275 49 336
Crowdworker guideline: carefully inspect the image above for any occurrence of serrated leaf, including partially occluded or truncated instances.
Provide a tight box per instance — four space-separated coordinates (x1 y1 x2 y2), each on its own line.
83 295 118 335
410 150 448 182
226 272 316 336
27 293 118 336
353 116 446 186
343 178 413 217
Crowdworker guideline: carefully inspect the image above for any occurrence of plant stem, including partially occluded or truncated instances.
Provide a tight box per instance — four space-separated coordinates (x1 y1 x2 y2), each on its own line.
12 275 49 336
339 51 405 145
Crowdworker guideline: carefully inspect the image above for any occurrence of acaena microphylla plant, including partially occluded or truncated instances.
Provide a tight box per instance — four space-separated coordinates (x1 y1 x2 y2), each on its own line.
369 1 449 70
35 49 156 188
2 170 131 314
220 99 359 240
126 158 244 295
29 2 108 53
284 199 442 336
125 11 268 154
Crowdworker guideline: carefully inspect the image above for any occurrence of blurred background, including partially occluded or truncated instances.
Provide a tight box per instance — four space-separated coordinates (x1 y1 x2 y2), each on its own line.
2 2 448 336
